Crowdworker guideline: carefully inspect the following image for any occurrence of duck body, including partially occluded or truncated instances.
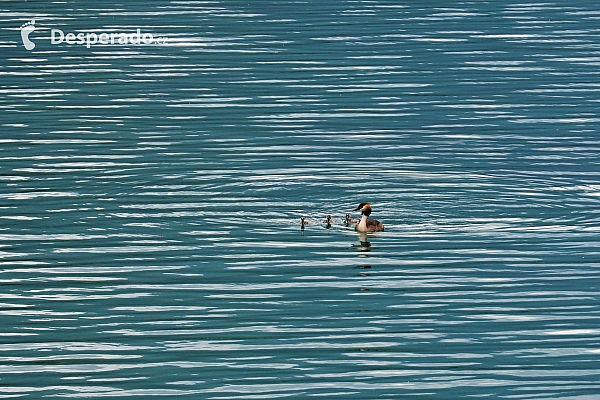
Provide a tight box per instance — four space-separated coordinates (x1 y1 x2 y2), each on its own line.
353 203 384 232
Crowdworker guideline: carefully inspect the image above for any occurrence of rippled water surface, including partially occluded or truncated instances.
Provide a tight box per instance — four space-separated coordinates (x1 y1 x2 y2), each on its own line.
1 1 600 398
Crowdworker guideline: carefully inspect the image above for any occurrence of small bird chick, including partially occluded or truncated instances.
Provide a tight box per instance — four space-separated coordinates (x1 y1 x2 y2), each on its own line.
344 213 357 225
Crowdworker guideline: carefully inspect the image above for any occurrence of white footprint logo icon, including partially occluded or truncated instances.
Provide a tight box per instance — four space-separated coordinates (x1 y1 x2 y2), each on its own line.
20 19 36 50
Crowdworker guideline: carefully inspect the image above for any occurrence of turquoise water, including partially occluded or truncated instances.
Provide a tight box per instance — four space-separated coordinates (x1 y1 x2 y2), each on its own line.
1 1 600 398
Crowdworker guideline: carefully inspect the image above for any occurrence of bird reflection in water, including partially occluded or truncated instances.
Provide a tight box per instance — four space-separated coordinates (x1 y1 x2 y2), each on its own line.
357 265 371 277
354 232 373 253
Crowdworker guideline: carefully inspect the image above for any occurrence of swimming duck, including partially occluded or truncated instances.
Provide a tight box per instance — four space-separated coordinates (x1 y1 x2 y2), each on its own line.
344 213 357 225
301 216 309 229
353 203 384 232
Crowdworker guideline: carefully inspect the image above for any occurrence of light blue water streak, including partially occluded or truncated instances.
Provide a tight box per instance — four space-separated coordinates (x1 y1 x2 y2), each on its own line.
1 1 599 399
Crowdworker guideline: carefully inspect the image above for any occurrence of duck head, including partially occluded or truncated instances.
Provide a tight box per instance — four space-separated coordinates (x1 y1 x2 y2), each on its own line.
353 203 372 216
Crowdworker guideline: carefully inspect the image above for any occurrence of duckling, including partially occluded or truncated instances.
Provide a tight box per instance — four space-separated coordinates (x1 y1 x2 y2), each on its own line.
301 216 309 230
353 203 384 232
344 213 357 225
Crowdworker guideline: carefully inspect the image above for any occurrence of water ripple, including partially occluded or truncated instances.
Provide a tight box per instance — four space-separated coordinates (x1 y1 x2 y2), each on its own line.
1 1 599 399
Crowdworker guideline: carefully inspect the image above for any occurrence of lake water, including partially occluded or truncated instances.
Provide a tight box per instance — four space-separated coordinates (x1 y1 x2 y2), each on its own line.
1 1 600 398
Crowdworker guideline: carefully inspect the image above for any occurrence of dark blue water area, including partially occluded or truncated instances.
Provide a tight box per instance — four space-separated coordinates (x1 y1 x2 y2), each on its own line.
1 1 600 399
